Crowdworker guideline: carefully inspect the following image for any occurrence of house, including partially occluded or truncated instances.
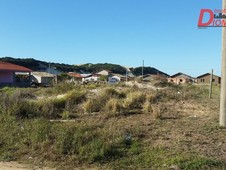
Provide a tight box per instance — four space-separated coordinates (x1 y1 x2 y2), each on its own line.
0 61 32 87
67 72 97 83
82 74 100 82
196 73 221 85
168 72 194 84
111 74 126 81
67 72 85 82
31 72 55 85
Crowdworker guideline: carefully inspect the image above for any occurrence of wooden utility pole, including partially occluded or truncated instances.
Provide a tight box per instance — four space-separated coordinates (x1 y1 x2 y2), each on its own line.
220 0 226 126
142 60 144 82
48 62 50 74
209 69 213 99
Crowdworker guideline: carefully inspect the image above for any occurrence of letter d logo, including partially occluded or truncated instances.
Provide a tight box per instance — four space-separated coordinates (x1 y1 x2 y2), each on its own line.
198 9 214 27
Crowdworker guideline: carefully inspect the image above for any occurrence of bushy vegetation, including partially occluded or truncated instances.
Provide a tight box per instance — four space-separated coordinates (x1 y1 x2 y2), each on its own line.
0 83 214 120
0 84 87 119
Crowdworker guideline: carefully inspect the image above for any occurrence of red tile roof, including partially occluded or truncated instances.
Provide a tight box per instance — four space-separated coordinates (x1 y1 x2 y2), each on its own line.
0 61 32 72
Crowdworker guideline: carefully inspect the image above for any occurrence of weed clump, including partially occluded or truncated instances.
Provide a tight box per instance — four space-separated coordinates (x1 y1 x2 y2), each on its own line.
105 98 123 113
142 101 153 113
83 98 101 113
83 88 125 114
123 91 146 110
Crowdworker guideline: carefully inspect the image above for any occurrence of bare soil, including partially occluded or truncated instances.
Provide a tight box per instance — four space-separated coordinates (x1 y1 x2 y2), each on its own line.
0 162 55 170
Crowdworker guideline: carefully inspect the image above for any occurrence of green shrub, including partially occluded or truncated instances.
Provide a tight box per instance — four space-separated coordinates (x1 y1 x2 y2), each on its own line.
65 90 87 112
36 100 56 119
65 90 86 104
62 111 70 120
123 91 146 110
12 100 39 119
0 95 38 119
43 82 76 95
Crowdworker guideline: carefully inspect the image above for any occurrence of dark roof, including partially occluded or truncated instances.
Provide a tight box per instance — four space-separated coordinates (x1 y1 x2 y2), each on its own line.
197 73 221 79
0 61 32 72
171 72 193 79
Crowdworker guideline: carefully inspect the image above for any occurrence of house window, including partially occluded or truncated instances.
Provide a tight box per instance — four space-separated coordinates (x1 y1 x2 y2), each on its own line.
201 79 205 82
180 79 183 82
212 79 215 82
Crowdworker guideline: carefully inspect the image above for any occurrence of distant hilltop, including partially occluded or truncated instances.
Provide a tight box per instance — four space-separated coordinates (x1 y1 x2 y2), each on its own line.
0 57 169 77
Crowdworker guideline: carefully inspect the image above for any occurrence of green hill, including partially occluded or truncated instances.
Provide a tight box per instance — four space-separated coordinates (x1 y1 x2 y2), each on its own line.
0 57 169 76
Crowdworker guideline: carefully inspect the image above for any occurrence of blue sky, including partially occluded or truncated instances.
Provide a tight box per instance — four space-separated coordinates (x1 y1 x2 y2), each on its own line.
0 0 223 76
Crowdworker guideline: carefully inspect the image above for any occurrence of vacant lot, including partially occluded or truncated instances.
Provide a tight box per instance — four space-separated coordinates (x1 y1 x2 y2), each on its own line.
0 82 225 169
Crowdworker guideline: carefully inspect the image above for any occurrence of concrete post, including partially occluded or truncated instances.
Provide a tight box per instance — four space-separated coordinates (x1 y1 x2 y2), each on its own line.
220 0 226 126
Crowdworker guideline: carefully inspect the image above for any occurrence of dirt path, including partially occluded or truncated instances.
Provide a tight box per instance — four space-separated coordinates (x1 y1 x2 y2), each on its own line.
0 162 55 170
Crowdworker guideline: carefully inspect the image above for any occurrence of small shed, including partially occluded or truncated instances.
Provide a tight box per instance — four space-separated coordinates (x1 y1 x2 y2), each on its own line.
31 72 55 85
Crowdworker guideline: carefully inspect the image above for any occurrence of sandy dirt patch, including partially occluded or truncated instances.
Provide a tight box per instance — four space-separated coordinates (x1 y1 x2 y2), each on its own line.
0 162 55 170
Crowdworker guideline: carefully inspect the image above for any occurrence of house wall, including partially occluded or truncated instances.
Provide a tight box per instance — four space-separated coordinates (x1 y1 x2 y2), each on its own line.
71 77 82 82
197 75 221 84
41 77 53 84
32 75 53 84
83 76 99 82
32 75 42 83
168 78 188 84
0 71 13 83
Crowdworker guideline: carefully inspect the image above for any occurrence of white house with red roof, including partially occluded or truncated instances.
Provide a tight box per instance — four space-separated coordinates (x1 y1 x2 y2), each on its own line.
67 72 100 82
0 61 32 87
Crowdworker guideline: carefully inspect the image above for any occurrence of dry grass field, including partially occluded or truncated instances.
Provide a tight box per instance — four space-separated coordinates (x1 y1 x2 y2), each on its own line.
0 82 225 169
